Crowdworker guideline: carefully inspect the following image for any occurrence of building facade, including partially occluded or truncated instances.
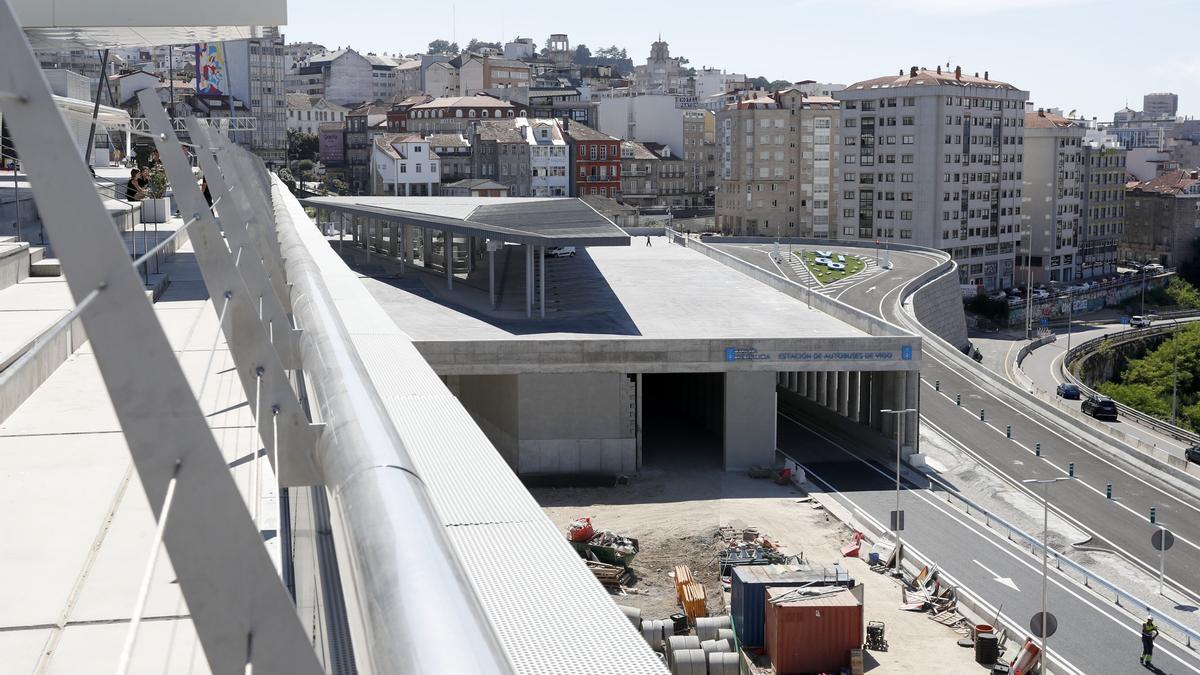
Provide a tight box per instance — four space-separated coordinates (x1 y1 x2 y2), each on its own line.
682 109 716 204
470 120 532 197
1122 170 1200 267
345 102 389 194
372 134 440 196
1018 109 1085 285
522 118 569 197
286 93 349 135
426 133 472 182
407 96 520 135
223 30 287 164
1144 92 1178 119
633 39 691 95
318 121 345 172
563 122 621 198
620 141 699 208
834 66 1029 291
716 91 841 238
1079 130 1126 280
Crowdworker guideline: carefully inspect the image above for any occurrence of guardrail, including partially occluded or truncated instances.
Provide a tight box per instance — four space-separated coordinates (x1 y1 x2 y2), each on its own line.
1061 325 1200 447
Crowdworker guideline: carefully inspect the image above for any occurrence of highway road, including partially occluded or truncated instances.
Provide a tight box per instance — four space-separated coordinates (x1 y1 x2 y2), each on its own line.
779 408 1200 675
714 241 1200 609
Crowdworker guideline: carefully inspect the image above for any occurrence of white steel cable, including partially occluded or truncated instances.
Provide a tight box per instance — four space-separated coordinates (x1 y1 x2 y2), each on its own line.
115 460 182 675
195 291 232 408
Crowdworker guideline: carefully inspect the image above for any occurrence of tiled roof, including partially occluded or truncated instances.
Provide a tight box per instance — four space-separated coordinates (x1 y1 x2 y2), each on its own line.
318 122 344 132
445 178 508 190
412 95 516 110
847 67 1019 91
1025 110 1077 129
426 133 471 148
563 122 618 142
1131 169 1200 195
474 120 525 143
621 140 660 161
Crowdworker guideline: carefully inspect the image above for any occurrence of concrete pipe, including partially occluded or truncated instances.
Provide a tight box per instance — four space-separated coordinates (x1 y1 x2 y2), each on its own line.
670 648 707 675
642 619 669 650
706 651 740 675
618 604 642 629
666 635 701 665
700 639 732 655
716 628 734 644
694 616 731 642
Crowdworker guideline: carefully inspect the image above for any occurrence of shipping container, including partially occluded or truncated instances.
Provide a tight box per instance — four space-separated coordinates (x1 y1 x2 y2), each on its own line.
764 586 863 675
730 564 853 647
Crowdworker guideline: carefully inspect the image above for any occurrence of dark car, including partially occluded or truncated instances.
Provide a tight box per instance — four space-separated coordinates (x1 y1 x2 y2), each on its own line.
1186 445 1200 465
1056 383 1081 400
1082 395 1118 421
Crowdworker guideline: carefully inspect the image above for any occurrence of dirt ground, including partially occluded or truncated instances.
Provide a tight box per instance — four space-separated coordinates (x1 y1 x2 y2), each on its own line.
534 465 989 674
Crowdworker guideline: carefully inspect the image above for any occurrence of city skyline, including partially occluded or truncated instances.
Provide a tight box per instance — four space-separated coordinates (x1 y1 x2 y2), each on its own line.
284 0 1198 120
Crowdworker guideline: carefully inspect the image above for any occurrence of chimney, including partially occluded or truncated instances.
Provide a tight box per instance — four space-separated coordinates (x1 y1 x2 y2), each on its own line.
910 66 918 77
937 65 942 75
974 72 979 78
899 69 904 76
955 66 961 80
984 71 989 80
1038 109 1045 117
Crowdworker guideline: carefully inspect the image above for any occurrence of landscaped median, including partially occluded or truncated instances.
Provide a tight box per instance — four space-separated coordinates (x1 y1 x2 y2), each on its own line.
797 249 866 284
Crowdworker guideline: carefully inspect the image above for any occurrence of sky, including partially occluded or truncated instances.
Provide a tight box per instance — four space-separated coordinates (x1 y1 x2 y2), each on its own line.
283 0 1198 120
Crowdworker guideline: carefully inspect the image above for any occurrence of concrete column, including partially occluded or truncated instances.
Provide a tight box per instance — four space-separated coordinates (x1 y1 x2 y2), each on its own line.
539 245 545 318
815 371 827 406
837 370 850 416
904 371 920 451
869 372 884 431
489 244 496 308
848 372 861 423
399 223 407 275
724 371 777 471
423 227 433 266
525 245 533 318
788 372 798 393
823 372 836 410
806 372 817 401
445 229 453 290
859 371 873 426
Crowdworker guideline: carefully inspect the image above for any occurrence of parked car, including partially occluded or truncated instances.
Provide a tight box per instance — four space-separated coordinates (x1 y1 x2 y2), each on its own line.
545 246 577 258
1056 383 1081 400
1081 395 1119 421
1185 444 1200 465
1130 315 1153 328
1142 263 1165 274
1031 289 1050 300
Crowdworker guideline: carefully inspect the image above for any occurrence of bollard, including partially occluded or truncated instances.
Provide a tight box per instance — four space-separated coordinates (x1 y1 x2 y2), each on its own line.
980 409 986 422
1006 425 1012 438
1150 507 1157 524
1068 462 1075 477
956 394 961 406
1106 483 1112 499
935 380 940 391
1035 442 1041 456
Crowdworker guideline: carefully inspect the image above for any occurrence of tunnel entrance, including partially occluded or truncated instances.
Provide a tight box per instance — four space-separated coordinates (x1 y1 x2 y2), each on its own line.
641 373 724 469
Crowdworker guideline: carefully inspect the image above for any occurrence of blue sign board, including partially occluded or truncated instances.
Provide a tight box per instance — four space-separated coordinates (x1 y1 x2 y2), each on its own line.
1040 318 1048 327
1120 316 1130 325
724 346 906 363
901 345 913 360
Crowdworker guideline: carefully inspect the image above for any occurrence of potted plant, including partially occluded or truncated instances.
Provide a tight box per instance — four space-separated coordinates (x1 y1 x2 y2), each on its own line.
141 164 169 223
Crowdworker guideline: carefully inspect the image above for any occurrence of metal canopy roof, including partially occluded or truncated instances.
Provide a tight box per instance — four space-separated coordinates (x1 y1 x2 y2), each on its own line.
14 0 283 49
303 196 632 247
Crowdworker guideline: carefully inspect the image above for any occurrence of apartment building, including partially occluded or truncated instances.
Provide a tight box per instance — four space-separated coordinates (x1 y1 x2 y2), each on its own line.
470 120 532 197
1018 109 1085 285
522 118 569 196
371 134 440 196
620 141 698 208
346 102 389 194
385 94 434 133
715 90 840 238
1079 130 1126 280
286 93 349 135
407 96 521 135
682 109 716 204
427 133 472 182
563 122 622 198
223 30 288 163
835 66 1029 291
1122 169 1200 268
288 48 401 106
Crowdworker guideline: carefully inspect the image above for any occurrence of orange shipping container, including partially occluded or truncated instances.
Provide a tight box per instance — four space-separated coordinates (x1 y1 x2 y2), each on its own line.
764 586 863 675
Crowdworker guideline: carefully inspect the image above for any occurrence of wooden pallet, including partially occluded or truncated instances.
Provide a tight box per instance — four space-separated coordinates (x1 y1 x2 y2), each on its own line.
674 564 694 603
929 609 963 627
680 580 707 621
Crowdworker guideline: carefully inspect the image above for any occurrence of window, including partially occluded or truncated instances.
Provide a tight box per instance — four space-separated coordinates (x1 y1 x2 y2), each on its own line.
902 135 914 144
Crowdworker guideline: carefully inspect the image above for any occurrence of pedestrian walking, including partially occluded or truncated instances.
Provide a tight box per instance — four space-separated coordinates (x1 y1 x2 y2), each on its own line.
1141 615 1158 666
645 235 652 247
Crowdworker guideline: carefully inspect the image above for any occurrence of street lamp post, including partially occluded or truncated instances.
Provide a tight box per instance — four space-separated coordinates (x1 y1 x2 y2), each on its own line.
881 407 918 572
1023 476 1074 674
1024 227 1035 340
1065 293 1074 353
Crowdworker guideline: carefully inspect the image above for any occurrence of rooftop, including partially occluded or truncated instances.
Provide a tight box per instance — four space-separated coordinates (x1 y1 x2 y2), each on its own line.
412 95 516 110
846 66 1020 91
1026 109 1078 129
1130 169 1200 195
563 122 619 143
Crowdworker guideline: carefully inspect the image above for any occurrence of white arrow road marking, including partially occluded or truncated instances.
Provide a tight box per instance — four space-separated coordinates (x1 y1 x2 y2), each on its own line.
974 559 1021 592
865 286 877 294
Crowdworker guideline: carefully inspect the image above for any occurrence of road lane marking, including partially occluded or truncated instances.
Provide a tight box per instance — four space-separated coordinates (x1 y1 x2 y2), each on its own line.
973 559 1021 591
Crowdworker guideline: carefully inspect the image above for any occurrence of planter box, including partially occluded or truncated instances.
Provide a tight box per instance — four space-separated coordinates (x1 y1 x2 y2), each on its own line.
140 198 168 224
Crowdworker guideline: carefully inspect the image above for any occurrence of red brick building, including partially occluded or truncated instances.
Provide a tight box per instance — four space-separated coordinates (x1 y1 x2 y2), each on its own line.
386 94 434 133
563 121 621 198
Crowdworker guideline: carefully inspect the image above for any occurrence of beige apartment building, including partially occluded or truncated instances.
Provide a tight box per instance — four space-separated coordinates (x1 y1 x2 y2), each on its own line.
683 109 717 203
715 90 840 237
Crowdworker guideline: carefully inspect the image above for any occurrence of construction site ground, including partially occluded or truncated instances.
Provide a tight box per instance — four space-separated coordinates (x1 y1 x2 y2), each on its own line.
534 465 985 674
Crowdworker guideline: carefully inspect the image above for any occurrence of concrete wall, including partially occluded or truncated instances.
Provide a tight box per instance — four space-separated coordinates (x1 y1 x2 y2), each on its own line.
453 374 520 469
912 267 970 351
0 242 30 292
723 371 777 470
514 373 636 475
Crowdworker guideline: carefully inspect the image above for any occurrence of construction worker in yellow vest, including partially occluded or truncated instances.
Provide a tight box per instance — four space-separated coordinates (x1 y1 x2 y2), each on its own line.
1141 615 1159 666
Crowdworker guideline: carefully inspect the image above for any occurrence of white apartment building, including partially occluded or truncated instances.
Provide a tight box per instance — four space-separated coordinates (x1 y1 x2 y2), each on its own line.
835 66 1029 291
286 93 349 135
1019 109 1085 285
372 133 440 196
520 118 569 196
695 68 748 100
597 94 689 156
1079 129 1126 280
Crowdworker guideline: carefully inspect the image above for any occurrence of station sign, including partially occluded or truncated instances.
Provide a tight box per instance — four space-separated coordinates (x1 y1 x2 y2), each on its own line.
724 346 915 363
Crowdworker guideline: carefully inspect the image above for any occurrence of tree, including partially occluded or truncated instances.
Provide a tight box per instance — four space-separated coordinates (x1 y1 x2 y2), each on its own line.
750 76 771 90
768 79 793 92
573 44 592 63
427 39 459 55
596 45 627 60
330 178 348 195
287 129 319 162
466 38 501 53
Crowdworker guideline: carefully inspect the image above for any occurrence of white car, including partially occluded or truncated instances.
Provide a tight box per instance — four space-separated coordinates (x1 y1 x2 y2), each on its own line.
1142 263 1165 274
545 246 576 258
1131 315 1153 328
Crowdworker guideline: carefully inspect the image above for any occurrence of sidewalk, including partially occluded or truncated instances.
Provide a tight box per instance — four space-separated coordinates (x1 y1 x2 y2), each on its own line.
0 240 273 673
